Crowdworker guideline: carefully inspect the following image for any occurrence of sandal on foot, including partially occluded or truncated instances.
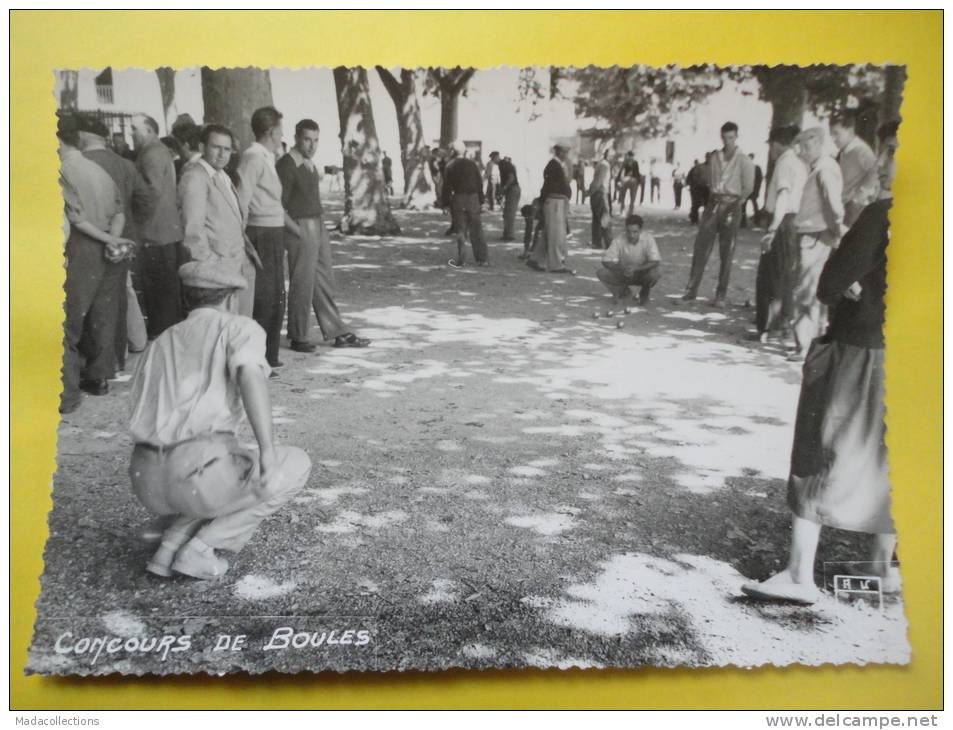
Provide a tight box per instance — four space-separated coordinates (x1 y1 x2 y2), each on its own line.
334 333 371 348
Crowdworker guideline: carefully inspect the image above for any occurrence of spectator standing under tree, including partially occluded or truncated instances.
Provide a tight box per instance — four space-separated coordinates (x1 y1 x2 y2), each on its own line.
830 110 879 227
672 163 685 210
484 151 501 211
788 126 848 361
441 140 488 268
588 149 612 250
237 106 288 369
381 151 394 196
132 113 185 339
687 156 710 224
498 154 521 242
574 159 587 204
527 144 574 274
752 125 807 343
649 159 662 204
615 152 640 216
57 113 135 413
682 122 755 307
79 114 154 370
277 118 370 352
179 123 259 319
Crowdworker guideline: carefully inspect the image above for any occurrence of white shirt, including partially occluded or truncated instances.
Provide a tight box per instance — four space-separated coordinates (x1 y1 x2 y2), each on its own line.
129 308 270 446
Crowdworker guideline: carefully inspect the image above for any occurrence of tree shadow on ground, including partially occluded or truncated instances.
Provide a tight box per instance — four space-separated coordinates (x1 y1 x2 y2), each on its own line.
32 199 907 675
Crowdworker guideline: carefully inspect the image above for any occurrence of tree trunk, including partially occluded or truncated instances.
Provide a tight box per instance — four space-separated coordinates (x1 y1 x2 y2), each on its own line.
759 66 808 189
881 65 906 124
433 68 475 148
333 66 401 236
200 67 274 152
376 66 433 208
57 70 78 110
156 67 178 134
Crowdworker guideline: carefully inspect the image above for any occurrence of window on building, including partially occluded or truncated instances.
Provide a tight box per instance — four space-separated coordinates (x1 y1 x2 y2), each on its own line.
665 141 675 164
95 68 114 106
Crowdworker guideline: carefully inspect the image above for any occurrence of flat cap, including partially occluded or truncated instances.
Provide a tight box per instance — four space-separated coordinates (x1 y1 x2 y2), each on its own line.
178 261 247 290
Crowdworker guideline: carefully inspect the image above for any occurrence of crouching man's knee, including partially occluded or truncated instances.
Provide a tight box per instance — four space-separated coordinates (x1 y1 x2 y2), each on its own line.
642 266 661 287
275 445 312 496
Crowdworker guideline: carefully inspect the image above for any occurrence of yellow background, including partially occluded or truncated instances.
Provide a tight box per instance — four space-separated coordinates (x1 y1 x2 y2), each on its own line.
10 9 942 710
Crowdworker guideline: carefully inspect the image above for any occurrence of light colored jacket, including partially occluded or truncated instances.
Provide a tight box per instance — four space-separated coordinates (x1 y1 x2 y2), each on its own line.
179 159 250 276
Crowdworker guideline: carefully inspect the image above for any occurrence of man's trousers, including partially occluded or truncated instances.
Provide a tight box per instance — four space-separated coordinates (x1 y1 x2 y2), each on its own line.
597 266 661 302
285 216 348 344
61 233 124 410
502 184 521 240
590 190 609 249
139 241 184 339
485 181 497 211
247 225 287 366
532 196 570 271
684 197 743 300
792 231 834 353
755 214 798 335
450 193 489 264
130 434 311 554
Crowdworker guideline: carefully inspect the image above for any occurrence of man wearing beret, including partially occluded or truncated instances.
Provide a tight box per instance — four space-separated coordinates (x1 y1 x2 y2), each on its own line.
127 261 312 580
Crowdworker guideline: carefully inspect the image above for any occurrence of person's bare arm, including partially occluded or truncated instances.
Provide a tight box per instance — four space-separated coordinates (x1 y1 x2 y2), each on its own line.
237 364 280 497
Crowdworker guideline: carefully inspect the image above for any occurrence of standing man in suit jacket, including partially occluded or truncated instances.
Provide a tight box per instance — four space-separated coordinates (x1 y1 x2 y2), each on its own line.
132 113 185 338
179 124 259 319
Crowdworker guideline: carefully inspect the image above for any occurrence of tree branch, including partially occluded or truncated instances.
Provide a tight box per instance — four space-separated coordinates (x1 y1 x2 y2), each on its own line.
375 66 403 102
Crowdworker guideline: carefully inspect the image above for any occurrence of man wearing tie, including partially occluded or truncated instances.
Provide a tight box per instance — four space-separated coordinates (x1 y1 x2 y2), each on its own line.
179 124 259 318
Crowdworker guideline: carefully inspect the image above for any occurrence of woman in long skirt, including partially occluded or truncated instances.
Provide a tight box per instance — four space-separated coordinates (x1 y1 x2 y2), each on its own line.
742 122 901 605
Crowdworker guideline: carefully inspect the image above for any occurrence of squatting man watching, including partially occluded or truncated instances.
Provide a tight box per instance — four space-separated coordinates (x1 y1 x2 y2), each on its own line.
596 213 662 310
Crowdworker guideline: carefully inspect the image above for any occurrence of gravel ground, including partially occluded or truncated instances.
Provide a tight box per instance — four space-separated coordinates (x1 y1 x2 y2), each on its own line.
28 197 909 676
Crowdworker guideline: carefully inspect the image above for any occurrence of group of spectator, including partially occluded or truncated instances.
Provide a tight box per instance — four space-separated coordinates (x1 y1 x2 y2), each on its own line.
57 105 369 414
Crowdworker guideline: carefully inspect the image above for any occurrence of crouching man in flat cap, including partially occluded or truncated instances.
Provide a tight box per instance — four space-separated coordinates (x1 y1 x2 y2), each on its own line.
127 261 312 580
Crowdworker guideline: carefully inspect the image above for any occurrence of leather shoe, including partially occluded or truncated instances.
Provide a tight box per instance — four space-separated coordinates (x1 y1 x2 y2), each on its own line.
79 379 109 396
290 340 317 353
267 359 284 368
171 537 229 580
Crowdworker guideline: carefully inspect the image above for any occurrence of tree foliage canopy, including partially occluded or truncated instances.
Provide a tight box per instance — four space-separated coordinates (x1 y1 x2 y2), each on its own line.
572 65 726 139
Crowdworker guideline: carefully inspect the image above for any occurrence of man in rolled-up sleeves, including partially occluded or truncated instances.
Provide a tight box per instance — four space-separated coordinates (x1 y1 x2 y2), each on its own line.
682 121 755 307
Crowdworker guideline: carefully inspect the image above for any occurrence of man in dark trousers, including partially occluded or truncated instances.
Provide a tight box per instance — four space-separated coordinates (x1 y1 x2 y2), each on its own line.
132 113 185 339
237 106 288 368
741 153 764 228
686 158 709 224
382 151 394 196
498 154 521 242
441 140 488 268
79 114 155 371
615 152 641 215
57 114 136 413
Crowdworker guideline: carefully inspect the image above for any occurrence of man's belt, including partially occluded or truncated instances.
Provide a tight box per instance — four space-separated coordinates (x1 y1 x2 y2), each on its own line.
135 430 236 454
